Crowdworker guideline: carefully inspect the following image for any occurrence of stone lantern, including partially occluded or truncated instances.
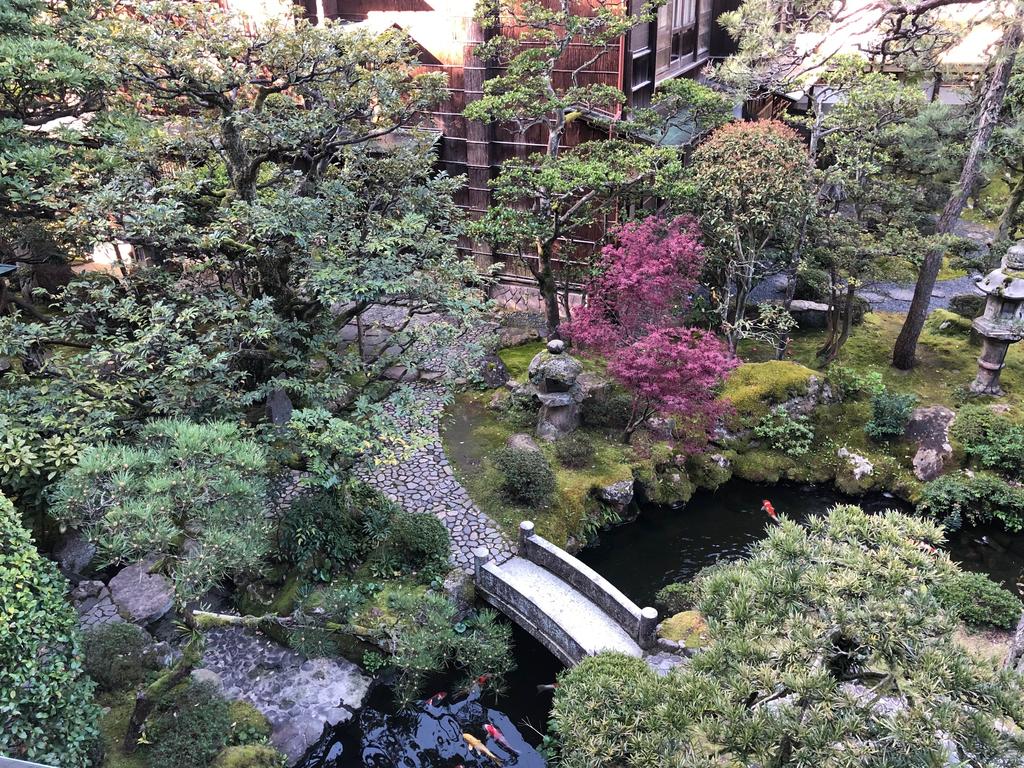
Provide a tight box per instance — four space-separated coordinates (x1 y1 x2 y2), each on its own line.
971 241 1024 395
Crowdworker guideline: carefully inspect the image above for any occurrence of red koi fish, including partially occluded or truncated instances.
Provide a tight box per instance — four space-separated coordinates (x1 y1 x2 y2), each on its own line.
485 723 519 756
427 691 446 706
913 540 938 555
761 500 779 522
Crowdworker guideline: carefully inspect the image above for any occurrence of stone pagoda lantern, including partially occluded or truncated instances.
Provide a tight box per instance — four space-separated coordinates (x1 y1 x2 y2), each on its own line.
971 240 1024 395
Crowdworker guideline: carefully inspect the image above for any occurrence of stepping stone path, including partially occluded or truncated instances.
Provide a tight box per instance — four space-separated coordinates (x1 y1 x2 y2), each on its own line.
356 385 514 572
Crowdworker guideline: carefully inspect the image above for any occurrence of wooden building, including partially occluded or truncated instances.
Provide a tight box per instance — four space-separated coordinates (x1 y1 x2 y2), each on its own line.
298 0 740 302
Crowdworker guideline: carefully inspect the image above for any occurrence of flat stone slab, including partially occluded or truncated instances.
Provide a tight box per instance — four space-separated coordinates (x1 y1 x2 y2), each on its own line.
493 557 642 658
202 627 371 762
108 561 174 625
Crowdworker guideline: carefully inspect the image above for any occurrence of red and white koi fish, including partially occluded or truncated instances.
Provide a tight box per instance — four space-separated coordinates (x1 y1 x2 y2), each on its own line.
427 691 446 706
913 540 938 555
761 499 779 522
484 723 519 755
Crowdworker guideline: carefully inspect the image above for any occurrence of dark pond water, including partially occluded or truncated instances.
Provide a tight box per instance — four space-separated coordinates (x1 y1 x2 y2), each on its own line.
301 478 1024 767
579 479 1024 606
299 623 561 768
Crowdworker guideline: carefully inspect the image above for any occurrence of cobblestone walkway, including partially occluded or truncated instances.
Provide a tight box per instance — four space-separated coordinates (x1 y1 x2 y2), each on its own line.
356 385 514 573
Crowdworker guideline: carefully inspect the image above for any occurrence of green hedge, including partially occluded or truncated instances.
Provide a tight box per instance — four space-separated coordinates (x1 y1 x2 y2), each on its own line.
0 493 99 767
918 471 1024 531
935 571 1022 630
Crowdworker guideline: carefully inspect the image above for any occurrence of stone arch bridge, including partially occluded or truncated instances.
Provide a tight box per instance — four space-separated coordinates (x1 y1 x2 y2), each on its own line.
472 521 659 666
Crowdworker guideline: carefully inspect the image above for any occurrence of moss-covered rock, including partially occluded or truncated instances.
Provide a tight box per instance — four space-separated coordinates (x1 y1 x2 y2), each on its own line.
687 451 734 491
228 701 271 746
658 611 709 649
731 449 796 484
722 361 817 426
212 745 287 768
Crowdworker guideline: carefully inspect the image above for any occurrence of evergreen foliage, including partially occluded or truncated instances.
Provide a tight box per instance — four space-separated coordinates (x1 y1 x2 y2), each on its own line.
494 448 556 508
0 492 99 767
553 505 1024 767
51 419 271 604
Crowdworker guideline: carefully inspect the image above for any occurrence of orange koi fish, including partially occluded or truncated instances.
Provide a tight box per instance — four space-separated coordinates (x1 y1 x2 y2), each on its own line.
761 500 779 522
485 723 519 755
463 733 502 765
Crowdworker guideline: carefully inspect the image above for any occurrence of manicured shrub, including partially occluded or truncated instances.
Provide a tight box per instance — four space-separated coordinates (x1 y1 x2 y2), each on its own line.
950 404 1024 478
865 389 917 441
373 510 451 580
551 653 676 768
949 293 986 319
918 471 1024 531
82 622 157 693
213 745 287 768
935 571 1022 630
655 582 696 614
555 433 596 468
753 405 814 456
149 680 231 768
0 493 99 768
494 448 556 508
496 389 537 430
581 387 633 429
278 488 360 580
52 419 271 604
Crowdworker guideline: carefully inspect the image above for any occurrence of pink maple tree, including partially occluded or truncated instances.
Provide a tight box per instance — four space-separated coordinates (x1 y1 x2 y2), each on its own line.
563 214 736 445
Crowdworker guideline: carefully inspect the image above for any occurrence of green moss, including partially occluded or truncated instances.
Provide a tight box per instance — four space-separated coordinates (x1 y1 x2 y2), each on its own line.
97 692 147 768
731 449 795 483
227 701 271 745
212 745 286 768
924 308 975 338
498 342 546 382
632 461 695 506
722 361 817 425
658 610 709 648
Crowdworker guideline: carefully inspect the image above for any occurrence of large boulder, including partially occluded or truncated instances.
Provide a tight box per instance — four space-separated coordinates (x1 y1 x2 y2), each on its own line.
506 433 541 453
906 405 955 482
498 326 539 348
54 528 96 582
108 561 175 626
476 353 510 388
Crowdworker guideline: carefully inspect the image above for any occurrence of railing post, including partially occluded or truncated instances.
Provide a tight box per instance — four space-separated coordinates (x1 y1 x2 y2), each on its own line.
473 546 490 584
639 606 658 648
518 520 535 556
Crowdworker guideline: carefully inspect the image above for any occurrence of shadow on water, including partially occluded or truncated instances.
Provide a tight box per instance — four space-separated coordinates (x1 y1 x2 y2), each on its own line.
299 623 562 768
579 479 1024 606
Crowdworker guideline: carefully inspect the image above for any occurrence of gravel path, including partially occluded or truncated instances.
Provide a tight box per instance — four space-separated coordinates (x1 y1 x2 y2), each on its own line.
356 385 515 573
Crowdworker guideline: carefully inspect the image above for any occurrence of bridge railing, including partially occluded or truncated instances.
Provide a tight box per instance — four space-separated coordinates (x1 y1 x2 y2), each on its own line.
517 520 658 648
474 556 586 666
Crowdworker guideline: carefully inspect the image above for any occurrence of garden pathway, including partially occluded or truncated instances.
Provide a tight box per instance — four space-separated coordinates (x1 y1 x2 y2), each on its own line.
355 385 515 573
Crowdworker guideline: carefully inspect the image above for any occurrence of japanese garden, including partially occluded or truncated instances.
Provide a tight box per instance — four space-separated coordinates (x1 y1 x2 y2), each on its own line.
6 1 1024 767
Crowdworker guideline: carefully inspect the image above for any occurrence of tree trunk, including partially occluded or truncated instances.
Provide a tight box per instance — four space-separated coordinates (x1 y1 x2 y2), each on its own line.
893 18 1023 370
536 242 562 338
123 649 197 752
997 172 1024 242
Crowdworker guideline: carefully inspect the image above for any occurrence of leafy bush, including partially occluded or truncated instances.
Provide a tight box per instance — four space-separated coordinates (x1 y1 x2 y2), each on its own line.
655 582 696 614
753 406 814 456
496 390 537 430
82 622 157 693
0 494 100 768
825 364 884 401
52 419 271 604
228 701 272 746
581 387 633 429
918 471 1024 531
278 489 360 580
213 745 287 768
951 405 1024 478
555 434 596 468
494 448 556 508
149 681 231 768
372 510 451 580
935 570 1022 630
366 592 513 703
865 389 917 441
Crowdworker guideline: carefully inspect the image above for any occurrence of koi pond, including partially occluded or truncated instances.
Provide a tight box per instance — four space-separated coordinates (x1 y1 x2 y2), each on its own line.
301 479 1024 767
